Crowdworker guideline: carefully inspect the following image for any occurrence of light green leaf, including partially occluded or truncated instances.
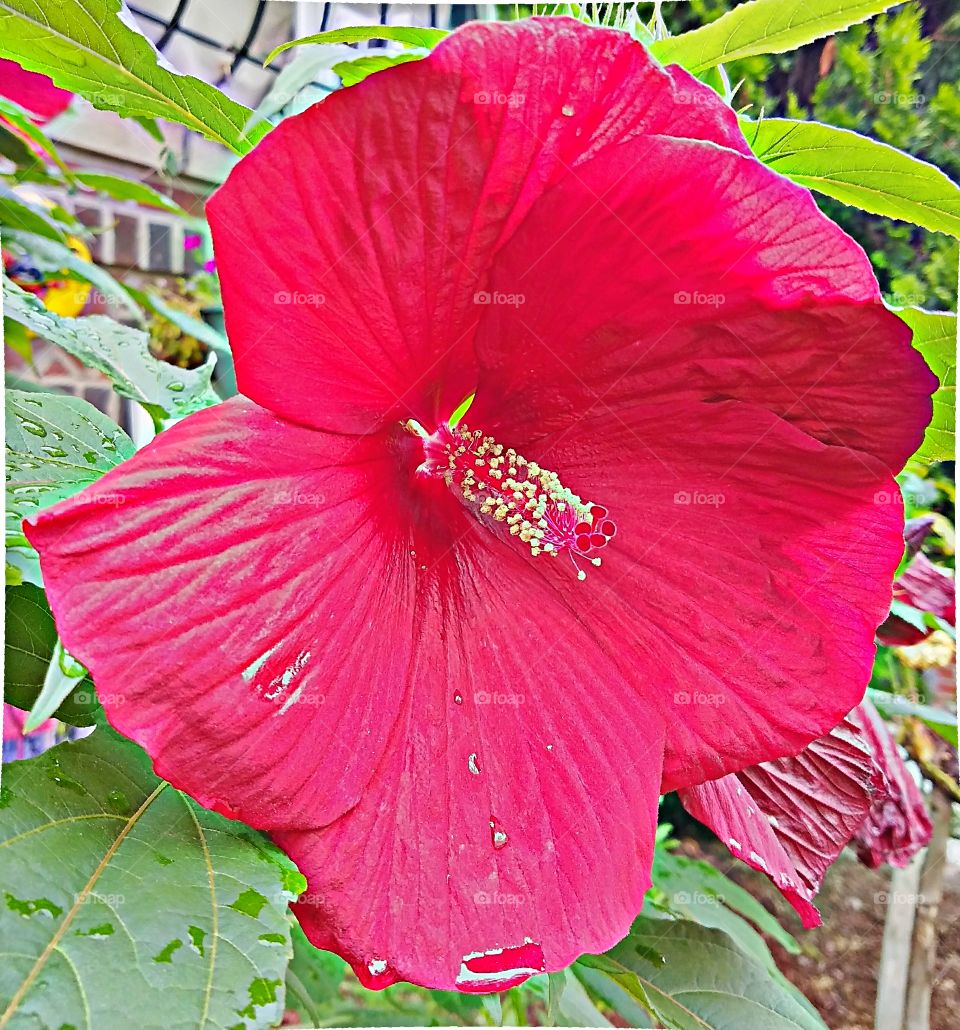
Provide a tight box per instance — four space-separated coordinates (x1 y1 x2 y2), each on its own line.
4 277 220 423
651 0 899 73
23 638 87 731
0 95 73 176
5 388 135 547
5 231 141 318
0 185 68 241
72 171 187 215
652 849 801 960
333 51 427 88
0 0 268 154
869 690 958 747
892 306 957 464
283 925 347 1027
0 724 304 1029
265 24 447 66
603 915 827 1029
250 46 348 122
743 118 960 238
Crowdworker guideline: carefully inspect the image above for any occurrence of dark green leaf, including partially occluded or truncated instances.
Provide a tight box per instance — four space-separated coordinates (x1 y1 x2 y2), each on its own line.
0 724 304 1028
265 25 447 66
651 0 899 73
744 118 960 238
0 0 268 154
4 584 101 726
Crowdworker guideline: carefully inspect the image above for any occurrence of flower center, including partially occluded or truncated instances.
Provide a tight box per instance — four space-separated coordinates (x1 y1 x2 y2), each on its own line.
405 419 615 580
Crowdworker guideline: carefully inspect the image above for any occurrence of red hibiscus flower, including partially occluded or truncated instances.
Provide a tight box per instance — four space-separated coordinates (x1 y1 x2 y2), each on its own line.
0 57 72 125
25 18 935 991
678 699 932 927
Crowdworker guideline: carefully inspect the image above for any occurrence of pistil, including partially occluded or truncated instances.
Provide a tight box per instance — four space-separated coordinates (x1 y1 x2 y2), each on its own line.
405 419 615 579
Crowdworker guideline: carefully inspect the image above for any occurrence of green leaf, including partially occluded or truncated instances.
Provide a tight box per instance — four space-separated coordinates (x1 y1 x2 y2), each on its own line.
573 964 651 1027
333 51 427 88
651 0 899 73
604 915 827 1029
4 584 101 725
265 24 447 66
0 95 73 176
743 118 960 238
4 278 220 423
250 46 348 122
23 638 87 731
72 171 187 215
892 306 957 464
0 185 68 241
5 388 135 547
129 285 231 358
868 690 958 747
652 849 801 959
0 724 304 1028
0 0 268 155
283 924 347 1027
5 231 141 318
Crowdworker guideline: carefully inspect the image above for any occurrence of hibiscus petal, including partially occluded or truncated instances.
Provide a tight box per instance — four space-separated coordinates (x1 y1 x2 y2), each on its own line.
893 552 955 625
850 699 933 868
274 550 666 991
207 18 752 434
0 57 73 124
506 399 906 791
27 396 668 992
471 133 935 472
678 714 877 927
24 398 420 830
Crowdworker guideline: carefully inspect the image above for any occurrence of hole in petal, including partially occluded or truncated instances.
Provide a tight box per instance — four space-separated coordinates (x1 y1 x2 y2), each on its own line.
455 941 546 993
